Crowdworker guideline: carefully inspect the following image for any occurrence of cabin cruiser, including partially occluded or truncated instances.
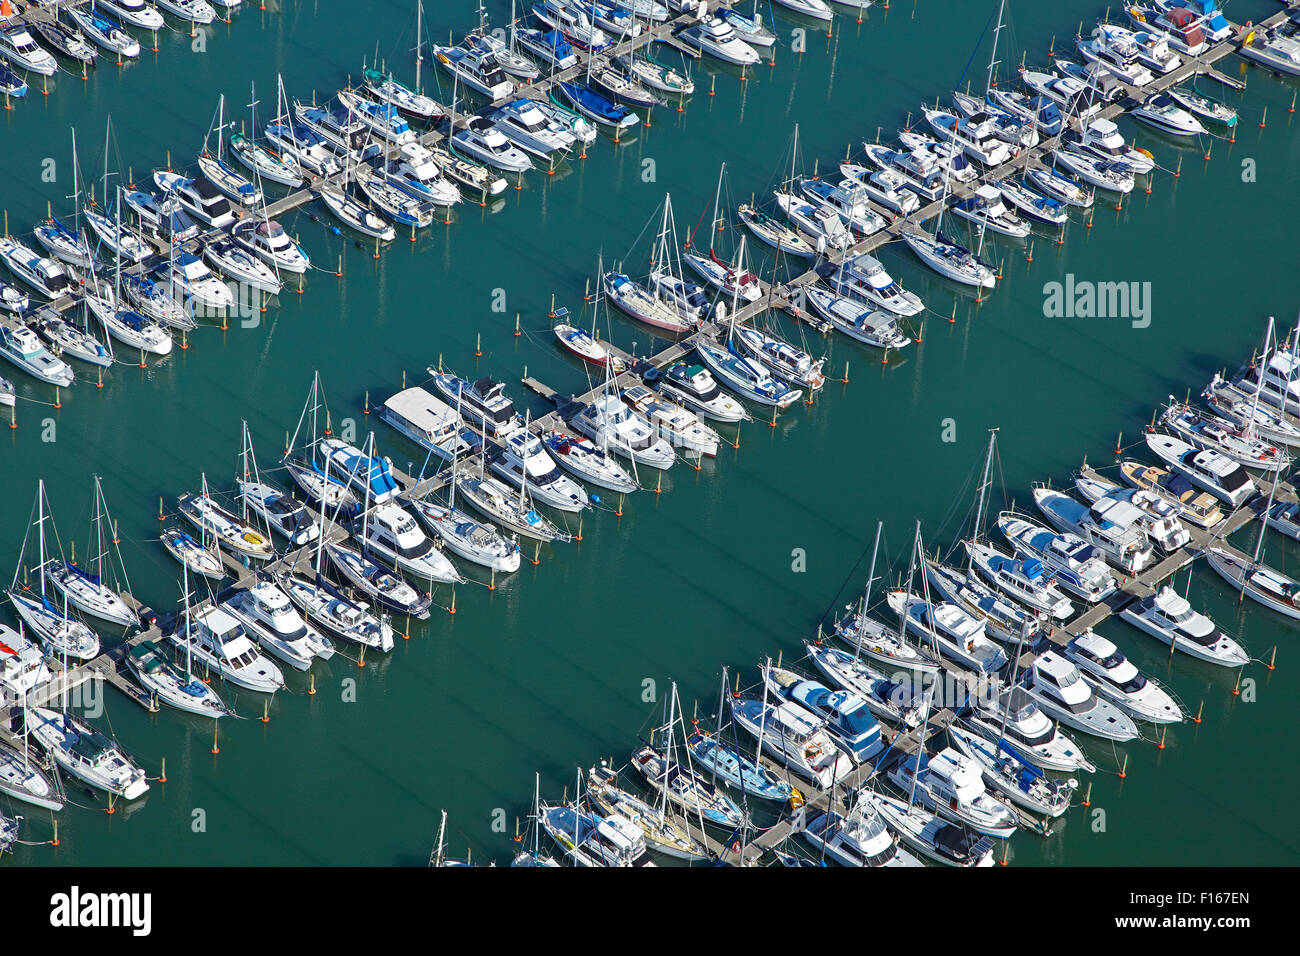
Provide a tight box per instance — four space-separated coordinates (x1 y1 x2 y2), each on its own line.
861 144 948 201
320 437 400 505
924 559 1044 646
654 361 749 423
886 591 1009 674
1158 0 1230 43
1070 118 1155 173
826 253 924 317
647 267 710 326
379 386 479 463
27 709 148 801
950 92 1040 148
1033 486 1155 575
731 326 824 392
488 98 575 158
1052 148 1135 193
570 393 676 469
362 66 449 120
515 28 579 70
231 219 311 274
1020 69 1103 120
539 803 654 867
888 748 1018 839
680 15 761 66
0 325 75 387
1021 652 1138 741
125 189 200 243
153 170 236 228
964 540 1072 619
995 178 1068 226
761 665 885 764
1205 374 1300 449
729 697 855 790
0 623 53 706
160 252 234 312
224 579 334 671
1064 631 1183 723
1119 586 1247 666
1144 432 1256 508
67 7 141 58
1127 3 1206 55
1055 58 1128 104
463 31 538 81
619 383 720 457
797 178 888 236
0 237 72 300
490 428 589 511
293 101 369 154
1239 26 1300 77
1119 459 1223 527
805 286 912 351
432 43 515 100
378 142 463 206
950 184 1030 237
353 503 462 584
453 118 533 173
337 90 417 146
966 686 1095 773
987 88 1064 136
175 605 285 693
408 498 520 573
1076 25 1156 85
897 132 979 183
839 163 920 216
1073 473 1190 552
682 248 763 304
1026 166 1094 209
997 512 1118 602
922 106 1013 167
428 372 522 439
1232 346 1300 416
872 791 995 867
0 25 58 76
1159 400 1288 473
802 792 921 867
774 191 854 253
1206 548 1300 621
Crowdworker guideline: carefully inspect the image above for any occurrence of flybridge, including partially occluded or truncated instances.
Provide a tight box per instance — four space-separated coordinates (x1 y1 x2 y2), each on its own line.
49 886 151 936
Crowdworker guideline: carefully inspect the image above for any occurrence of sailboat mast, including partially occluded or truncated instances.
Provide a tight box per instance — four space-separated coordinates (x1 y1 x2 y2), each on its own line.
971 427 999 546
897 521 920 642
415 0 424 91
985 0 1006 98
855 521 884 661
707 163 725 253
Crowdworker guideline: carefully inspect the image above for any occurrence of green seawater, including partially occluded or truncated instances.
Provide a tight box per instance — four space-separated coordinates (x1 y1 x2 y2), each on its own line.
1 0 1298 866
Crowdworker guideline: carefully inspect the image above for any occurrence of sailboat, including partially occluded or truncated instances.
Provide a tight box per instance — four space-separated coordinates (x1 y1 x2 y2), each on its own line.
8 484 100 661
178 473 275 561
0 712 65 811
586 764 711 862
45 476 139 629
127 566 231 718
